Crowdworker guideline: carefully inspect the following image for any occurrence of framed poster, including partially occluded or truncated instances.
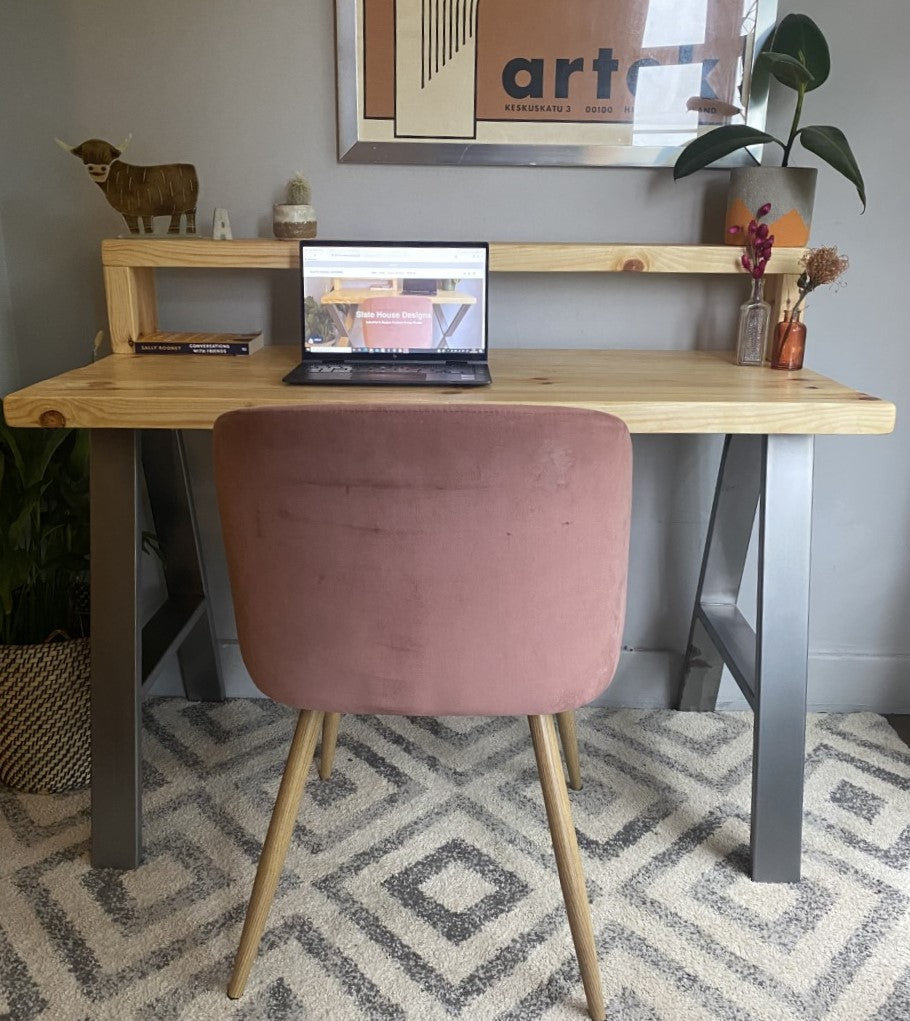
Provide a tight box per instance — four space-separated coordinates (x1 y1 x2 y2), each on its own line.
336 0 779 167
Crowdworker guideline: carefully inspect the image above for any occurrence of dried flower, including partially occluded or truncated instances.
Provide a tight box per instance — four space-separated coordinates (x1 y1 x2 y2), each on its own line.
729 203 775 279
786 246 849 322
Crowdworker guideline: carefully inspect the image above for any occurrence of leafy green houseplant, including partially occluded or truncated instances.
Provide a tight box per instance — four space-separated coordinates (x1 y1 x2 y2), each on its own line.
0 410 91 792
674 13 865 235
0 415 89 644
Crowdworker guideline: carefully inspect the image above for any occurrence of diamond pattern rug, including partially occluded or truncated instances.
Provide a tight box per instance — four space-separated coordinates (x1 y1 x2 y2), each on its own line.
1 702 909 1020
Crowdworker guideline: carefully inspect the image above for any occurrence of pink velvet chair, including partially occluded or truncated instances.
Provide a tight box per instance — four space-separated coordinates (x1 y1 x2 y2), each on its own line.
214 404 632 1020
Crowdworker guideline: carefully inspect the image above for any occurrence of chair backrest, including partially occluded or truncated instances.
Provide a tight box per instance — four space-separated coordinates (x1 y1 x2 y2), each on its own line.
358 296 435 348
213 404 632 716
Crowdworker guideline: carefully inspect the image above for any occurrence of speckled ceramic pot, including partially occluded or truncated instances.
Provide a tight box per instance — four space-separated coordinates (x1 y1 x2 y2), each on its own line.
273 203 317 240
725 167 817 247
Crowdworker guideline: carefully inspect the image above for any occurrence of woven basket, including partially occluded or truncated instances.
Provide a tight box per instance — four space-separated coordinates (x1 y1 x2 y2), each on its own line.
0 636 90 793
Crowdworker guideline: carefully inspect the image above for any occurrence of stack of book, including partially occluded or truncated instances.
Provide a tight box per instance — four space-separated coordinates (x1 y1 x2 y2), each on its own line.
132 331 264 356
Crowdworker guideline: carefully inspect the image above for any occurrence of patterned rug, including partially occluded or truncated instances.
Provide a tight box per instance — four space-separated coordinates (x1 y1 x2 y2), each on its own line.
1 702 909 1021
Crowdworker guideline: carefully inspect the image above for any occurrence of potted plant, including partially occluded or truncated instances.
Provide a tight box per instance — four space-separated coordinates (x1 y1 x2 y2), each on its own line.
0 410 91 792
673 13 865 246
273 172 317 240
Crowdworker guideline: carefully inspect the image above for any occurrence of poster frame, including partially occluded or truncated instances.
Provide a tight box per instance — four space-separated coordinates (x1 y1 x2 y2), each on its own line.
335 0 780 168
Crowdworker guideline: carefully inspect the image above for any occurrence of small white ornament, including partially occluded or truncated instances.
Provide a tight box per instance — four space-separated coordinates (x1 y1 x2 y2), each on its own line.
212 208 232 240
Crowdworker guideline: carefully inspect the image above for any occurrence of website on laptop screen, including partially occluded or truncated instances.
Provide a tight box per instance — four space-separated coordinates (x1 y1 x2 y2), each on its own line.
301 244 487 357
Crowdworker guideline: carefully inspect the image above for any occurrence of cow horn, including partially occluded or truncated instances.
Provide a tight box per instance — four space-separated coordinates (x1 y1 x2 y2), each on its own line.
117 133 132 154
55 138 77 153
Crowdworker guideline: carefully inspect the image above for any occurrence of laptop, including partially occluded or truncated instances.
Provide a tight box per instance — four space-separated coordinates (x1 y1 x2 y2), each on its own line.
283 240 491 386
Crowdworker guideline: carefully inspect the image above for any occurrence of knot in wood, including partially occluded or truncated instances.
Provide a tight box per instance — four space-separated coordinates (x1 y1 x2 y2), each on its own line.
39 410 66 428
621 258 645 273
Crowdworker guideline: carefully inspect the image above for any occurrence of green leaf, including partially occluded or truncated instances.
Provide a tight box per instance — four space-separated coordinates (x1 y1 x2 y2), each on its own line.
755 52 814 91
674 125 782 179
9 491 39 546
0 559 15 616
26 428 70 489
769 14 830 91
798 125 866 210
0 418 26 482
0 549 31 598
69 429 89 479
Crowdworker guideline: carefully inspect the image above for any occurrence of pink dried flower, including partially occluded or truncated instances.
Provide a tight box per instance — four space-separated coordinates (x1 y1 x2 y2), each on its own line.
738 203 774 280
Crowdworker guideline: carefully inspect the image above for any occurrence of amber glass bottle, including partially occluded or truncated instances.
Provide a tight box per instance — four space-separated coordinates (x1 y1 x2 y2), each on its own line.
771 311 807 370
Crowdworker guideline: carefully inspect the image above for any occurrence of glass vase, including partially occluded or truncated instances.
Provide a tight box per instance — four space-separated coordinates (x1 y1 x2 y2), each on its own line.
771 313 807 370
735 277 771 366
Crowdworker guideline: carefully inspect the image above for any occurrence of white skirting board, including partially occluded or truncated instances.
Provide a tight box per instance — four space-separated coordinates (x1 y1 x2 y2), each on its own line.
147 644 910 713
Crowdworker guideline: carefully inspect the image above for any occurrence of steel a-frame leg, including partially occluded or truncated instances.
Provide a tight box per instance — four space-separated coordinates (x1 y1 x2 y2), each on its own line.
141 431 224 702
90 429 223 869
677 434 814 883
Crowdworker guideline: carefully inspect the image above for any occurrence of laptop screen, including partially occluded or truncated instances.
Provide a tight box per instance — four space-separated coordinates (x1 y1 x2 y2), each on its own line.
300 241 488 360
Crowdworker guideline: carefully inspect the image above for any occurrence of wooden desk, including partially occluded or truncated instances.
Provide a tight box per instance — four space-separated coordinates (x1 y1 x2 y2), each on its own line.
3 347 890 432
3 347 895 883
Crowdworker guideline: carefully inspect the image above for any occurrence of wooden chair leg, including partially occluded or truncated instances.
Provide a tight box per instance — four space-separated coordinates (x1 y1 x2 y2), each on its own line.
556 710 582 790
529 714 605 1021
319 712 342 780
227 708 324 1000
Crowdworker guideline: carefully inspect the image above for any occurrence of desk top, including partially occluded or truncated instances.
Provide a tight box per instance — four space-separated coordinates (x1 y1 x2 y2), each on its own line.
2 348 895 435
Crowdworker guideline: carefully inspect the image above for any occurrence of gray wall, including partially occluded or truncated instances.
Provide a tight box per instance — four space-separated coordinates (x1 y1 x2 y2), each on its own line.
1 1 907 710
0 215 18 398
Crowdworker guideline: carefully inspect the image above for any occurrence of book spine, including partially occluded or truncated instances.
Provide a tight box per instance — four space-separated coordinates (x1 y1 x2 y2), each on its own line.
133 342 251 356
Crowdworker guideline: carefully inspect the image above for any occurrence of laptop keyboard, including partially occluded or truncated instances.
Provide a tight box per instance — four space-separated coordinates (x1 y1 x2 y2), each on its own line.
309 364 479 382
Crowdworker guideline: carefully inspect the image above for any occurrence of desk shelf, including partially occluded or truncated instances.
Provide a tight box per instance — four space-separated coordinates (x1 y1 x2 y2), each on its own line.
101 239 806 354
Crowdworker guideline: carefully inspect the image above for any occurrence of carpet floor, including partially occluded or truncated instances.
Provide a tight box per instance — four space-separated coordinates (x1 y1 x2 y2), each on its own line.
1 702 909 1020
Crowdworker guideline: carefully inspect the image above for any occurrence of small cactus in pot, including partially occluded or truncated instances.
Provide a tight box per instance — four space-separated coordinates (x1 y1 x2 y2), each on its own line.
286 173 311 205
273 172 317 240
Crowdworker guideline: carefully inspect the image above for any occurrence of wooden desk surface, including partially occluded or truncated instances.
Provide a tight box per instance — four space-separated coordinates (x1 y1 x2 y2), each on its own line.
2 347 895 435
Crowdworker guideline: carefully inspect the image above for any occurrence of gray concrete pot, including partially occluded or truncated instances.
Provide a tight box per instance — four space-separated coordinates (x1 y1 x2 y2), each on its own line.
725 167 817 247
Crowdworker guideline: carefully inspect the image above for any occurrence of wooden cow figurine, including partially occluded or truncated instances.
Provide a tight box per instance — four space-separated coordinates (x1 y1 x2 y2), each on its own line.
56 134 198 235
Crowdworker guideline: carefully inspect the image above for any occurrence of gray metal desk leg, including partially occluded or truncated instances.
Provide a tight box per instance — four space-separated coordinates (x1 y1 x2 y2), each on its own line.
752 434 813 882
678 435 762 711
677 434 814 883
90 429 142 869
